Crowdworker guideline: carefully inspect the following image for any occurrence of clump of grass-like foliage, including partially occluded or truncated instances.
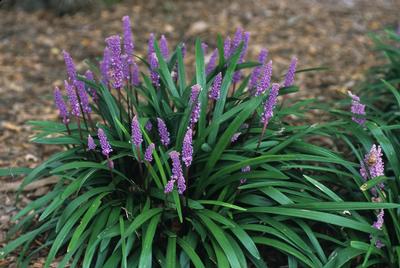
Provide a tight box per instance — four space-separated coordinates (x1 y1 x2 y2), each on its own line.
330 27 400 267
0 17 398 267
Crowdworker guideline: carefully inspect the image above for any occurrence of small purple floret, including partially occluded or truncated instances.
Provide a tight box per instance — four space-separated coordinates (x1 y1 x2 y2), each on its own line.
349 92 366 125
122 16 134 57
255 60 272 96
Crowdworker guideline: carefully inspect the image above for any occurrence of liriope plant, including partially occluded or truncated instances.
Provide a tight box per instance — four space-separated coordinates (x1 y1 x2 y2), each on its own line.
0 16 397 267
328 28 400 267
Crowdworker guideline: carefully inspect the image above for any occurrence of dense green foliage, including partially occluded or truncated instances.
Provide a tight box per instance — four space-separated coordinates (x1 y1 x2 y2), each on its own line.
0 24 399 267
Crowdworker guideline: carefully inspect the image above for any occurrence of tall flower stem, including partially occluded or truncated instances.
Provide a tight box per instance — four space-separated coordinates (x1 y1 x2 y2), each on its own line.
136 146 144 178
76 118 84 141
118 90 123 122
256 121 268 150
74 87 89 132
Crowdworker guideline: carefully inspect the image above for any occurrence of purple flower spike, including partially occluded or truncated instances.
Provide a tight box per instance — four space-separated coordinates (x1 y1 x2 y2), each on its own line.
209 72 222 100
54 87 69 124
349 92 366 125
76 81 91 114
145 120 153 131
206 49 218 75
88 134 96 150
249 49 268 91
157 118 170 146
85 70 97 101
65 80 80 117
164 179 175 193
255 60 273 96
231 132 241 143
230 27 243 56
223 36 231 59
372 209 384 230
261 83 280 124
121 54 130 82
100 47 111 85
149 52 160 87
131 116 143 147
283 57 297 87
233 31 250 83
98 128 113 157
170 151 186 194
148 33 155 61
190 84 202 103
360 144 385 180
201 42 208 55
240 165 251 184
131 61 140 86
122 16 134 57
160 35 169 60
105 35 124 89
190 101 201 127
144 143 155 162
182 128 193 167
63 50 77 82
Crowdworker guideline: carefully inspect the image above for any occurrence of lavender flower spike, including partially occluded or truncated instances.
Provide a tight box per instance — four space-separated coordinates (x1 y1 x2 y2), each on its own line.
201 42 208 55
122 16 134 56
248 49 268 91
54 87 69 124
131 61 140 86
160 35 169 60
230 27 243 56
148 33 155 61
182 128 193 167
223 36 231 59
170 151 186 194
209 72 222 100
88 134 96 150
85 70 97 101
261 83 280 124
165 151 186 193
283 57 297 87
63 50 77 82
349 91 366 125
360 144 385 180
100 47 111 85
65 80 80 117
105 35 124 89
149 52 160 87
190 84 202 103
144 143 155 162
206 49 218 75
76 81 91 113
131 116 143 147
372 209 384 230
157 118 170 146
255 60 273 96
98 128 113 157
190 101 201 127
